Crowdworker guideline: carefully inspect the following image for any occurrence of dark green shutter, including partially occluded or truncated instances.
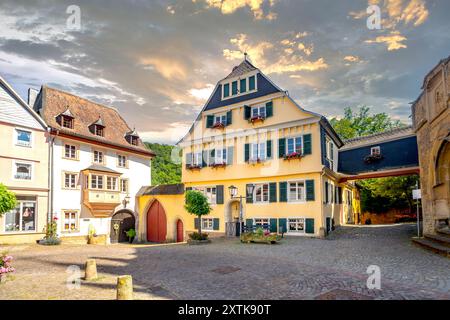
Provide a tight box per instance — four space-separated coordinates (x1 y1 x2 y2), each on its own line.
244 143 250 162
279 182 287 202
303 134 312 155
232 81 238 95
246 184 254 203
227 147 234 165
249 76 256 91
305 218 315 234
325 181 329 204
223 84 230 97
278 138 286 158
185 153 192 168
226 110 232 126
266 140 272 158
202 150 208 167
206 115 214 128
240 79 246 93
278 218 287 234
216 185 224 204
244 105 251 120
306 180 315 201
246 219 253 228
213 218 220 231
266 101 273 118
270 219 278 233
194 218 200 230
338 187 343 204
269 183 277 203
210 149 215 165
326 218 331 234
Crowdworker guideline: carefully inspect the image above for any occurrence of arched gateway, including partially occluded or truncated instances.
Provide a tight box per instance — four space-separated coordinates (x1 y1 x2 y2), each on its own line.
147 200 167 243
110 210 136 243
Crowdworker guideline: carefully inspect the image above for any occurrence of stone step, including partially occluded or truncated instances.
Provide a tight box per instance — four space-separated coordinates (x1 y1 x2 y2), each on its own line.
436 228 450 236
424 234 450 247
412 238 450 258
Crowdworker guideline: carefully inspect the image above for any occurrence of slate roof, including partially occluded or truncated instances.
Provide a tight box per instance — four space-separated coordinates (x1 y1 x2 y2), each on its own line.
34 86 154 156
137 184 185 196
341 126 415 150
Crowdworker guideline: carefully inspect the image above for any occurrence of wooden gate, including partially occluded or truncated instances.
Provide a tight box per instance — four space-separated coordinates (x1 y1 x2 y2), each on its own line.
176 219 184 242
147 200 167 243
110 210 135 243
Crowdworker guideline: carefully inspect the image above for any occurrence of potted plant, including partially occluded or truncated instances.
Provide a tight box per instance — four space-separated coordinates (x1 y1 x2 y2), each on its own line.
249 115 265 124
212 122 225 129
125 228 136 244
39 216 61 245
0 253 15 283
186 164 202 170
184 190 212 245
284 152 303 160
87 224 99 245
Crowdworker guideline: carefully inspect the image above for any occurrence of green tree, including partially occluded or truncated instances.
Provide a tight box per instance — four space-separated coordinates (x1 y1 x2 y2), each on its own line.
184 190 212 235
330 106 404 140
145 143 181 185
0 184 16 216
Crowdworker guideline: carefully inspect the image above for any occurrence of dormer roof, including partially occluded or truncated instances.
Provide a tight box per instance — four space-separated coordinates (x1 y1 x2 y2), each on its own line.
223 60 257 80
92 116 104 127
60 108 74 118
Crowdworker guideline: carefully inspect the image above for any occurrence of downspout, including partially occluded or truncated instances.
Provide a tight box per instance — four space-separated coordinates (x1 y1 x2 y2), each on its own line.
47 129 58 225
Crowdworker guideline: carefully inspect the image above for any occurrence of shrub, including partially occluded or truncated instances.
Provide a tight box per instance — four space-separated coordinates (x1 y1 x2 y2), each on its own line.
0 184 16 217
39 237 61 246
0 253 15 277
188 232 209 241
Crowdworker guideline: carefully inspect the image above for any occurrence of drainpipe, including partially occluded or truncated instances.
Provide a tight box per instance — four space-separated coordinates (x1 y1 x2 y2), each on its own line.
47 129 58 224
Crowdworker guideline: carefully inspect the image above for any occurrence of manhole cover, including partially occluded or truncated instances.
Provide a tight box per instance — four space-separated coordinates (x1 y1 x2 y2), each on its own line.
211 266 241 275
315 289 374 300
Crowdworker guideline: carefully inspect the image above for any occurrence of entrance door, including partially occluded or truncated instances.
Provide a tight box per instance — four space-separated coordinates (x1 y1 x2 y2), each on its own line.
176 219 184 242
110 210 136 243
147 200 167 243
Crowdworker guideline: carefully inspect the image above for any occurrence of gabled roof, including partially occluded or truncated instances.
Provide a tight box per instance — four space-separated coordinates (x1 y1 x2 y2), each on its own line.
34 86 154 156
137 184 185 196
92 116 104 127
60 108 74 118
223 59 257 80
82 164 121 174
0 74 47 129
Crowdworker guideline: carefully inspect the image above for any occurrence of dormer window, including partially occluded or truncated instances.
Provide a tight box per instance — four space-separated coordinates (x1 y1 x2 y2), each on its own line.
371 146 381 156
125 128 140 146
90 117 105 137
58 108 74 129
221 74 258 100
95 126 104 137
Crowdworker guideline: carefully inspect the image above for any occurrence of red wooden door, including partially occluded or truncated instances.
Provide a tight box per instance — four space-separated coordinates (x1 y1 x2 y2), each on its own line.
176 219 184 242
147 201 167 242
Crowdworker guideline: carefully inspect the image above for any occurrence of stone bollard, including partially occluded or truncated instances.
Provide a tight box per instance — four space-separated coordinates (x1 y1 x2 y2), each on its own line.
117 275 133 300
84 259 98 281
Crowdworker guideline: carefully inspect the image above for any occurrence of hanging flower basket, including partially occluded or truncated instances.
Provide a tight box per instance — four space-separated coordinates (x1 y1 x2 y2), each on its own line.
284 152 303 160
249 116 265 124
212 122 226 129
186 164 202 171
364 154 383 164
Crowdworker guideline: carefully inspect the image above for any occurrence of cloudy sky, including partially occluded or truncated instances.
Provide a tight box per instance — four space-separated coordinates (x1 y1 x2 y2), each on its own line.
0 0 449 144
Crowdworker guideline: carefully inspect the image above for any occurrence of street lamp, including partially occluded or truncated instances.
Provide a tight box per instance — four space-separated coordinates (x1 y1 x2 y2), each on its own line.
228 185 254 236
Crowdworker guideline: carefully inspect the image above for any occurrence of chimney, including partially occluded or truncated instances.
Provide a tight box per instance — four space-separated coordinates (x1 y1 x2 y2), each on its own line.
28 88 39 108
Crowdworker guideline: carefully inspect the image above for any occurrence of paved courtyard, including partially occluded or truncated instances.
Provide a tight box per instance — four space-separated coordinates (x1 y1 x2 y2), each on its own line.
0 224 449 300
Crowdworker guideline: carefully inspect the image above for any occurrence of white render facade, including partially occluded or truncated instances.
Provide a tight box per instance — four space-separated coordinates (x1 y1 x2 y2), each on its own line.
51 137 151 242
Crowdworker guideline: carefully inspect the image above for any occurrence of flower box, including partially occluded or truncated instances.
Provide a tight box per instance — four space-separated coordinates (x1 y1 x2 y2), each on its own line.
249 116 265 124
364 154 383 164
284 152 303 160
240 231 282 245
210 162 227 169
186 164 202 170
212 122 226 129
248 158 265 165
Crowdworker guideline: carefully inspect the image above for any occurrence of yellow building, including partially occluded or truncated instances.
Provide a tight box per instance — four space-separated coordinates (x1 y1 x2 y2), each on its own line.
0 76 49 244
138 59 358 241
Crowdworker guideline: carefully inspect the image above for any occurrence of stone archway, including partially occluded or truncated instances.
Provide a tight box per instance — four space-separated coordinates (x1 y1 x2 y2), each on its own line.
433 139 450 224
110 210 136 243
224 200 243 237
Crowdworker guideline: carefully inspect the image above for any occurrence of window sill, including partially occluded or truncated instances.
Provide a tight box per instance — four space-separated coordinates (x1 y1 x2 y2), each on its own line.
287 201 307 204
15 144 32 148
62 157 79 161
2 231 41 235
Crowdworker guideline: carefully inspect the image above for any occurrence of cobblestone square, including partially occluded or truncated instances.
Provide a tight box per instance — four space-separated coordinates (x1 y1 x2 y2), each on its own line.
0 224 449 300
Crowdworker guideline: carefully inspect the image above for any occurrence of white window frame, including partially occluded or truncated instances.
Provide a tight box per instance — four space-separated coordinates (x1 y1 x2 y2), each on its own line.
287 218 306 234
193 186 217 205
201 218 214 231
326 138 334 168
64 172 78 189
214 148 227 165
93 150 104 164
120 178 129 193
251 105 266 119
91 174 104 190
286 136 303 155
106 176 119 191
192 152 203 167
14 128 32 148
253 183 269 204
64 144 77 160
371 146 381 156
4 197 37 233
62 210 79 233
326 182 334 204
117 154 127 168
214 114 227 126
253 218 270 228
287 180 306 203
13 161 33 181
250 142 267 161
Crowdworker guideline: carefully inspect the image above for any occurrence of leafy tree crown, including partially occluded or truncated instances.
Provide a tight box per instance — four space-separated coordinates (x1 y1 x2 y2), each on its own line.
0 184 16 216
184 190 212 218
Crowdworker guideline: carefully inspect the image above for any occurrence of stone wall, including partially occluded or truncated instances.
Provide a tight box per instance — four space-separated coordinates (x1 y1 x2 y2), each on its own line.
412 57 450 235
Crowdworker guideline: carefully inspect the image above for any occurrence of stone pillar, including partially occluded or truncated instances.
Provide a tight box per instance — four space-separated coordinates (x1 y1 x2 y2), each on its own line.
84 259 98 281
117 275 133 300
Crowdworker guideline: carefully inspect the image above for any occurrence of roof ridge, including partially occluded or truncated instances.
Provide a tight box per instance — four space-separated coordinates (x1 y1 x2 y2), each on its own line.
344 125 413 143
